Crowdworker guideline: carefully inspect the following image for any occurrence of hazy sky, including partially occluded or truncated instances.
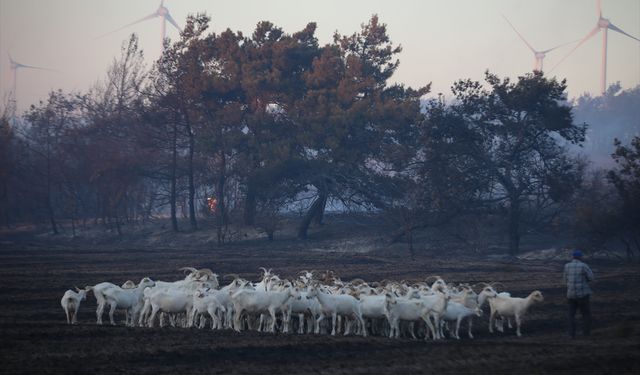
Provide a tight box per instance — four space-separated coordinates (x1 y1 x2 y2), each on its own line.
1 0 639 113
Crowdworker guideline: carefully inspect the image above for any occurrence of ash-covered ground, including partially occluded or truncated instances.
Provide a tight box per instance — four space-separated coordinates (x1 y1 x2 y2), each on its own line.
1 218 638 374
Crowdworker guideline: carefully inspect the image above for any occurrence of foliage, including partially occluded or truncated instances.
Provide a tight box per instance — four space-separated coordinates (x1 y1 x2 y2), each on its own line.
607 137 640 258
4 15 632 259
430 71 586 254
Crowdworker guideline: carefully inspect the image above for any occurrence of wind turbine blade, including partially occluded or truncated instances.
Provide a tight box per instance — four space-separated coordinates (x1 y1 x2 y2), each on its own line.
15 62 39 69
607 22 640 42
540 38 581 54
8 53 57 72
502 15 537 53
165 13 182 32
18 63 58 72
597 0 602 19
549 25 601 73
16 64 57 72
95 12 158 39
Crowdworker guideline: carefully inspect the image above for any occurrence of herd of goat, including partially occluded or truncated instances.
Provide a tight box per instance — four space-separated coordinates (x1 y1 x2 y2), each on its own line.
61 267 545 340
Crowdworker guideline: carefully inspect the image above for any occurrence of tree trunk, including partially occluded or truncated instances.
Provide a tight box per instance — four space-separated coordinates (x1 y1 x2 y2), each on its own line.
632 235 640 260
312 193 328 225
170 122 179 232
1 181 9 228
622 238 633 262
48 204 59 235
243 184 256 226
186 120 197 231
94 193 100 226
45 129 58 235
216 152 227 245
115 214 122 236
406 225 415 260
508 198 520 255
298 189 328 239
46 172 58 235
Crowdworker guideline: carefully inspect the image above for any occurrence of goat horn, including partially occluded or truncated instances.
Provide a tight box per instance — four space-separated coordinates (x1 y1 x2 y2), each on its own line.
223 273 240 280
197 268 215 277
75 286 81 292
179 267 198 274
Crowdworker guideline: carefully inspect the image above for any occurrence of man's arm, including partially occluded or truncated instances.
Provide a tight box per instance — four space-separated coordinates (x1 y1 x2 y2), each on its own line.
583 264 594 282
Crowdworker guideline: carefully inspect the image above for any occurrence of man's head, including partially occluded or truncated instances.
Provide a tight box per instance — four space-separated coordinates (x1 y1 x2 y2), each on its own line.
572 250 583 259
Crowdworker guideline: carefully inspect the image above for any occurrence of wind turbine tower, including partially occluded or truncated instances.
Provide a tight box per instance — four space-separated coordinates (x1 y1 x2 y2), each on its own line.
7 54 53 118
98 0 181 54
503 15 576 72
552 0 640 95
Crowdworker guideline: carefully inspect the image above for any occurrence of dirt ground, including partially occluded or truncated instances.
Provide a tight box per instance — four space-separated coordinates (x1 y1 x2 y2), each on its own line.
1 223 639 374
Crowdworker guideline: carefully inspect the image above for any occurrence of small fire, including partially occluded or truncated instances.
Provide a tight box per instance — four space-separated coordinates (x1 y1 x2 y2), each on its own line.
207 197 218 213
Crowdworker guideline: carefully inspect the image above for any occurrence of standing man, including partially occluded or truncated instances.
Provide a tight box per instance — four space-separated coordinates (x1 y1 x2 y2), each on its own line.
564 250 594 338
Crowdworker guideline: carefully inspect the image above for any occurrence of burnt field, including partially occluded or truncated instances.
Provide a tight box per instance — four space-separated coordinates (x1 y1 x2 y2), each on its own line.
1 228 639 375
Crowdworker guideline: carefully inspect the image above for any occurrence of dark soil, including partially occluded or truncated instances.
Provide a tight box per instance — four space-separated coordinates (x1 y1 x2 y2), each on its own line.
1 221 639 374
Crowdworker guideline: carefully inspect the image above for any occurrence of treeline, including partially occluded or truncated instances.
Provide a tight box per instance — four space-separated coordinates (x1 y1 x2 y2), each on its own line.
572 83 640 166
0 15 638 257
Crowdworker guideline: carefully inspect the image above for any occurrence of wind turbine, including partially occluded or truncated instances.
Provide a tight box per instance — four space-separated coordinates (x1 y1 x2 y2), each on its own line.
98 0 182 53
503 15 576 72
7 53 55 118
551 0 640 95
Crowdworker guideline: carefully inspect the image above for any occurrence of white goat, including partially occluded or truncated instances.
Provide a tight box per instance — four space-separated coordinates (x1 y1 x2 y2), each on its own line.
137 270 219 327
121 280 136 289
441 301 482 339
147 289 194 328
231 287 300 333
92 281 117 325
139 279 217 328
61 286 92 324
384 294 435 340
102 277 155 326
189 290 226 329
488 290 544 337
288 290 322 334
306 285 367 337
91 277 155 325
298 270 316 285
384 291 449 340
359 293 389 336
